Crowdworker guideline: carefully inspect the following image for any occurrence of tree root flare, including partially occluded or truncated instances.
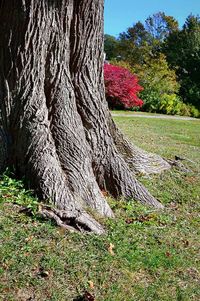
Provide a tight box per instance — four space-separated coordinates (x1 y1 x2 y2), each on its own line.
38 205 105 234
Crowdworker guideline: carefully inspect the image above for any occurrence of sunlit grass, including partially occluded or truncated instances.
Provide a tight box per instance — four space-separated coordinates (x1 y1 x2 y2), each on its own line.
0 114 200 300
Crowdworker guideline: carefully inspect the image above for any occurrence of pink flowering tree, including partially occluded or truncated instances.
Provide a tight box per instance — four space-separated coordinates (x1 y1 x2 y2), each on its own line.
104 64 143 109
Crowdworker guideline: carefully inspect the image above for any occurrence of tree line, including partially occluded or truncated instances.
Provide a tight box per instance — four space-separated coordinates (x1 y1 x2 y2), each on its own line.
104 12 200 117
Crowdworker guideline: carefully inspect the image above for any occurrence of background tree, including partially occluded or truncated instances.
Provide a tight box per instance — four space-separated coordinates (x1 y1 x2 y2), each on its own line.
104 34 120 60
110 55 199 117
104 12 200 116
164 14 200 108
117 12 179 66
135 53 180 113
0 0 170 233
145 12 179 52
118 21 151 64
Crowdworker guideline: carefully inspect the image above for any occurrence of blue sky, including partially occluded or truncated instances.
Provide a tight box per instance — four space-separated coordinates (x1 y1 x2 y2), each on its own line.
104 0 200 37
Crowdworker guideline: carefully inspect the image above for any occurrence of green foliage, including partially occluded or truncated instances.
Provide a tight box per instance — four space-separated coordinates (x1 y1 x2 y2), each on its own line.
164 14 200 108
105 13 200 112
159 94 200 117
134 53 180 112
0 173 39 216
116 12 179 65
104 34 120 60
109 59 135 73
159 94 187 115
109 55 200 117
145 12 179 52
118 21 151 64
140 90 200 118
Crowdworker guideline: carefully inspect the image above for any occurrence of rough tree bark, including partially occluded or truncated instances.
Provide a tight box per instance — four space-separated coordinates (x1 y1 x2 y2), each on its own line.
0 0 170 233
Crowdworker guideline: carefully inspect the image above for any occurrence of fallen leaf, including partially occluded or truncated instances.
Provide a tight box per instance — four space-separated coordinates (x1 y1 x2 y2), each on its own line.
168 202 178 209
182 240 189 247
185 176 197 183
125 218 134 224
101 190 108 196
2 263 9 270
25 236 34 242
83 291 95 301
37 267 50 278
40 270 49 278
2 287 10 293
88 280 94 289
125 214 155 224
108 243 115 256
138 215 152 222
165 251 171 257
2 194 12 198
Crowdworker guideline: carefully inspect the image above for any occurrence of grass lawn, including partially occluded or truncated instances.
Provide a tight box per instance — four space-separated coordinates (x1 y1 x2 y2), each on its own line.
0 115 200 301
111 110 200 119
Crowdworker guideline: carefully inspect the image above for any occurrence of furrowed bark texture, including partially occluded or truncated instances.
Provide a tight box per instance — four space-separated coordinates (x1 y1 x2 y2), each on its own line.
0 128 8 172
0 0 166 232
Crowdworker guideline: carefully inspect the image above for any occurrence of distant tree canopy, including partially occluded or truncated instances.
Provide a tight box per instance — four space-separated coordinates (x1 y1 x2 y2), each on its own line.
104 34 119 60
104 12 200 111
105 12 179 63
164 15 200 108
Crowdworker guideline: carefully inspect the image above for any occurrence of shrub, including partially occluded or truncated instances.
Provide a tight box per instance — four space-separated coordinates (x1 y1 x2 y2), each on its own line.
159 94 183 115
136 53 180 111
104 63 143 109
156 93 200 117
189 105 200 118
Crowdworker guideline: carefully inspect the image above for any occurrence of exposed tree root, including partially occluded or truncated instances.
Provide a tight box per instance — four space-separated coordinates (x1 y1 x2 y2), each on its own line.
167 157 192 173
99 151 163 209
108 117 171 175
38 205 105 234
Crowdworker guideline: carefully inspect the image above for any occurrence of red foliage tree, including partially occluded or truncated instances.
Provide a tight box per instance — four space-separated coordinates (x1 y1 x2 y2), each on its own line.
104 63 143 109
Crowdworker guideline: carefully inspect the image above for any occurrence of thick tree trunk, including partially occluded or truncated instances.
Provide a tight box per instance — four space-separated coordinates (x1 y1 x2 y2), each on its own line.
0 0 168 233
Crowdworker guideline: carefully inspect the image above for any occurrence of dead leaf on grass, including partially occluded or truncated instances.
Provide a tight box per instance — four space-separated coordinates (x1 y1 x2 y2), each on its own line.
101 190 108 196
37 267 50 278
108 243 115 256
88 280 94 289
185 176 197 183
2 194 12 198
25 236 34 242
83 291 95 301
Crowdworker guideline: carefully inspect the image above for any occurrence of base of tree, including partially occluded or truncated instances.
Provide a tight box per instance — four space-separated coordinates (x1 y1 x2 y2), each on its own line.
0 0 174 234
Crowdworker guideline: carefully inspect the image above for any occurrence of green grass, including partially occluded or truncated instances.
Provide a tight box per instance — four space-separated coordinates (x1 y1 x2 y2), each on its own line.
114 116 200 167
111 110 200 118
112 110 152 114
0 115 200 301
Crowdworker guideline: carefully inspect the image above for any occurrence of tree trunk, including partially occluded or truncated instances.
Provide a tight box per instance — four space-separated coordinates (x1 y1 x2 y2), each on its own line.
0 0 169 233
